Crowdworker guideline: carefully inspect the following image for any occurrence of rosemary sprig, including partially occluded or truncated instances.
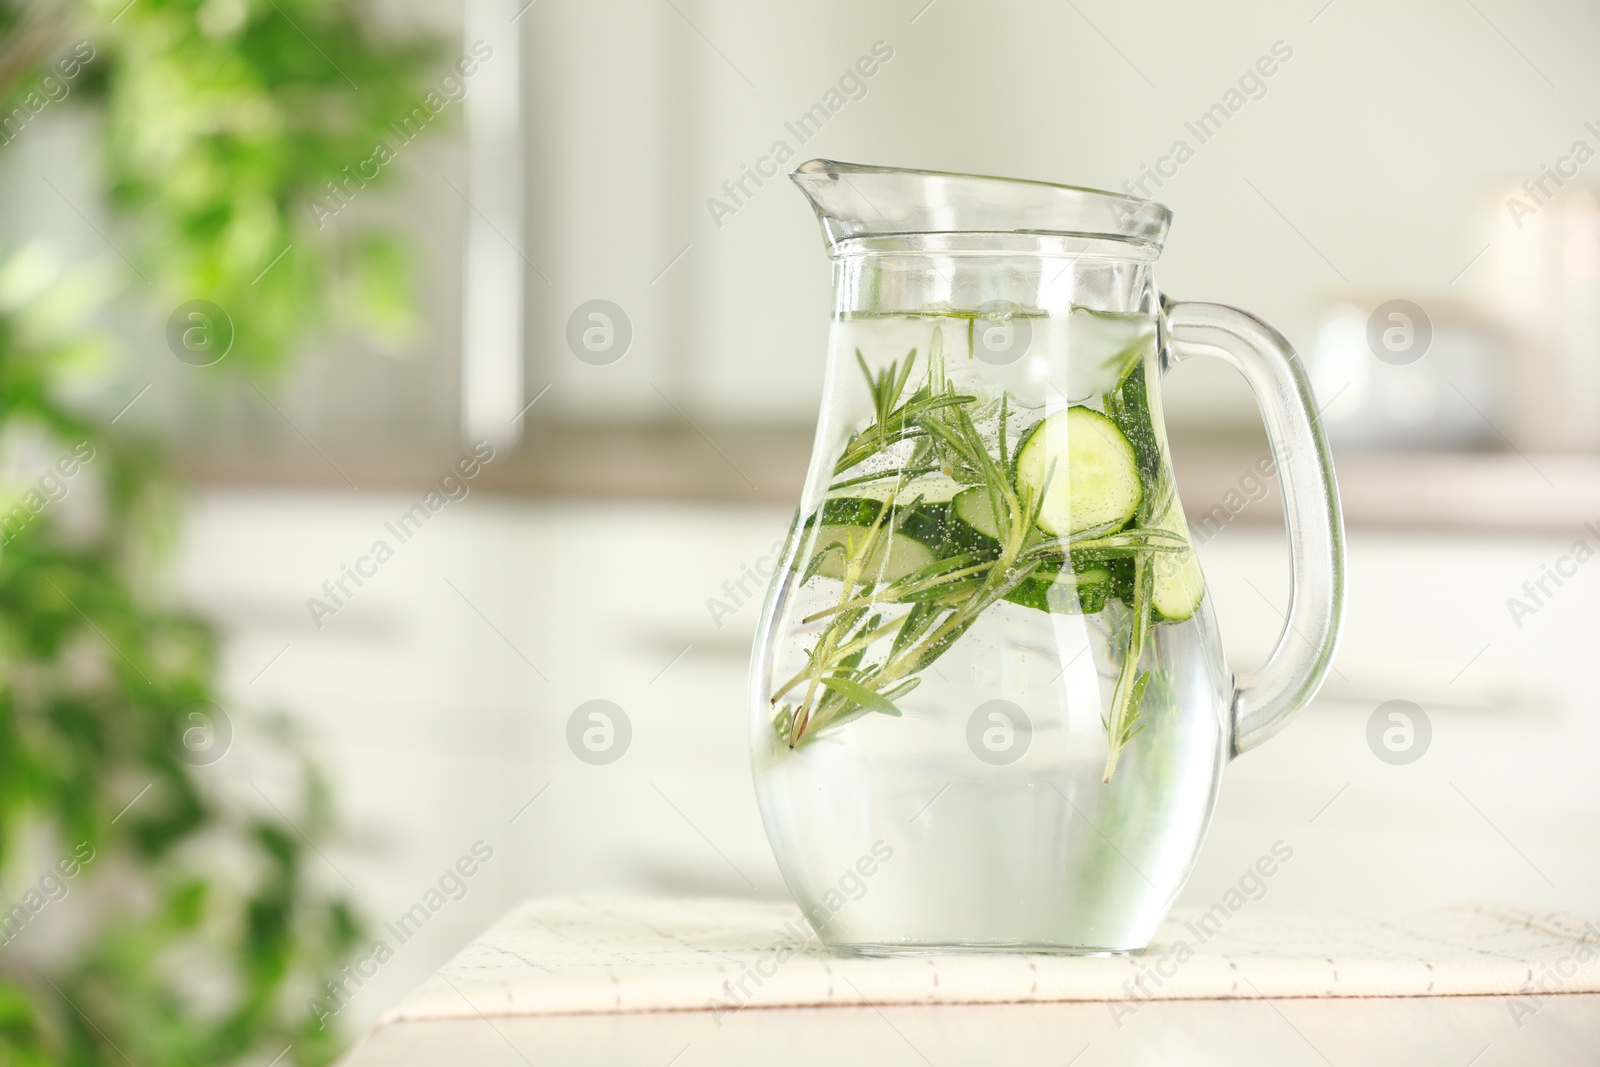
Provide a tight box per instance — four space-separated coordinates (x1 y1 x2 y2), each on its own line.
1101 552 1153 782
828 466 944 493
1024 527 1188 564
780 329 1042 747
858 348 915 454
777 321 1175 782
1096 368 1178 782
833 346 975 477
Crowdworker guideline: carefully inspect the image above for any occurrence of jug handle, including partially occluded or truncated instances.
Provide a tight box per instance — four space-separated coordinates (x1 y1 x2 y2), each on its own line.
1164 301 1346 758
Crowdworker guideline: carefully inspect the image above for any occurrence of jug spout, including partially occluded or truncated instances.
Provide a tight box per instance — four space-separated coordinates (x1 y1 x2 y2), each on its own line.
789 158 1171 252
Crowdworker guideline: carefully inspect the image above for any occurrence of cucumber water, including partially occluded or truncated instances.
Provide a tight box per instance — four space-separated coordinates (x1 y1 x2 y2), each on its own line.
769 309 1210 774
753 308 1230 951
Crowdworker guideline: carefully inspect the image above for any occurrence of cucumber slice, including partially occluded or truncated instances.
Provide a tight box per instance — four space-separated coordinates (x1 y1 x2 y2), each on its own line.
1150 503 1205 622
832 473 968 505
1015 407 1142 536
817 496 949 556
1106 362 1161 486
952 487 1115 614
809 525 935 584
951 487 1003 542
1006 564 1112 615
818 497 883 527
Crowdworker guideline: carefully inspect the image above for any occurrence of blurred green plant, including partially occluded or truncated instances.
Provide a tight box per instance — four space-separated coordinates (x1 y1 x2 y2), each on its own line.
0 0 452 1062
4 0 445 363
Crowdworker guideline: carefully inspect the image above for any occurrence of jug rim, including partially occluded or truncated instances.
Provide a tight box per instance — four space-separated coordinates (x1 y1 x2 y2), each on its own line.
827 231 1163 263
791 158 1172 252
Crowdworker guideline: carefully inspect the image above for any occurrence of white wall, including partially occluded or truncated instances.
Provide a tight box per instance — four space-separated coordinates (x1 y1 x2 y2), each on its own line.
17 0 1598 451
523 0 1600 435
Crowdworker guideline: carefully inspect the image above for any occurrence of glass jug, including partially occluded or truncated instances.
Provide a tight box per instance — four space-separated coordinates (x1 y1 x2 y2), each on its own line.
749 160 1344 955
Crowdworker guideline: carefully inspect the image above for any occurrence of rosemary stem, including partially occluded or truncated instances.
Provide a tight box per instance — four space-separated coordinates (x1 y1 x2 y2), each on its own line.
791 491 901 746
770 615 908 704
799 563 995 624
1102 553 1153 783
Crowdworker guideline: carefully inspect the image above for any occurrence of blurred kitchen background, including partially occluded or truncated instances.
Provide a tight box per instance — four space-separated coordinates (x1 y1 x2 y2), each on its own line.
6 0 1600 1035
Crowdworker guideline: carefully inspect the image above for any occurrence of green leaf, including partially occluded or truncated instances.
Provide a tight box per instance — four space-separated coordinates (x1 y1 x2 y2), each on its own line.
881 676 921 701
819 675 904 716
1120 671 1152 744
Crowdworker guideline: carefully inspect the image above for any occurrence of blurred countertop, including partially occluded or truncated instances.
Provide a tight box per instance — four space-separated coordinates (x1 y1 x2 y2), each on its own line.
179 426 1600 534
1175 447 1600 533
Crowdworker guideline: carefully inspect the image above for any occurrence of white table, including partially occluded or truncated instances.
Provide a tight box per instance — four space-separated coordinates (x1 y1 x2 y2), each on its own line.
337 897 1600 1066
339 994 1600 1066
